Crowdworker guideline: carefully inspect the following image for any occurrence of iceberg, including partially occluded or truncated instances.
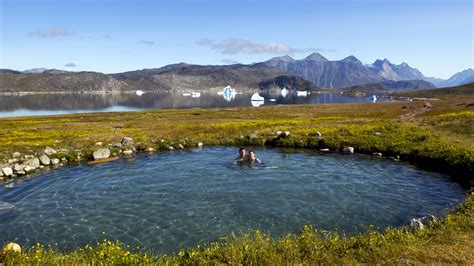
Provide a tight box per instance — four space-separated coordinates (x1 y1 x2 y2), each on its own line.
250 92 264 101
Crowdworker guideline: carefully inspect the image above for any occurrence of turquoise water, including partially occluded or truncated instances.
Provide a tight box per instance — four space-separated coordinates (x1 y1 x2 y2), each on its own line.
0 147 465 253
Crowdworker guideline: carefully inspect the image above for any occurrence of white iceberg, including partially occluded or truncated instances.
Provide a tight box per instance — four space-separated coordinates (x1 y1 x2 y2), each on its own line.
135 90 145 96
281 87 288 97
250 92 264 101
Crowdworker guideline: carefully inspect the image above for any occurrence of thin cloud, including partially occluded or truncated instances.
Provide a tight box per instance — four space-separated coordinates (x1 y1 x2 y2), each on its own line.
30 27 73 38
197 38 330 55
64 63 76 68
139 40 155 46
221 59 239 65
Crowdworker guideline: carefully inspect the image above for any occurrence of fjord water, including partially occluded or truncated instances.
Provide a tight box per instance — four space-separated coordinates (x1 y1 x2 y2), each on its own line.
0 92 394 117
0 147 465 253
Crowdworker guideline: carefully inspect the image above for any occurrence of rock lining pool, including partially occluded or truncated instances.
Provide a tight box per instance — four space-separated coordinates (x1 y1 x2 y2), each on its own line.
0 147 466 253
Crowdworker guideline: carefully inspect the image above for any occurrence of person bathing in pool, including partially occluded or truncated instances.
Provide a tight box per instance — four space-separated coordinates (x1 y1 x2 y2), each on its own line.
248 149 262 164
234 147 249 162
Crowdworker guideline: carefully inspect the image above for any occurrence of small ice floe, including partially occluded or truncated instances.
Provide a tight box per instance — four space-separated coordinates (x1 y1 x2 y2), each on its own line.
250 92 264 101
269 99 277 102
0 201 15 215
218 86 236 101
135 90 145 96
296 91 309 97
182 93 192 96
191 92 201 98
281 87 289 97
368 95 377 102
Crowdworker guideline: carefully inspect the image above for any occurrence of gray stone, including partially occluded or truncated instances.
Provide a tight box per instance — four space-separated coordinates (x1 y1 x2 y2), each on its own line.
43 147 57 156
1 167 13 177
0 171 3 177
276 131 283 135
39 154 51 165
178 144 184 149
61 157 67 162
26 158 40 169
373 152 383 157
247 134 258 140
122 137 134 146
168 146 174 150
123 150 133 156
315 131 322 137
320 148 330 152
374 132 383 136
93 148 110 160
23 165 32 173
51 158 60 165
95 142 103 146
342 147 354 154
13 163 24 172
111 142 122 148
16 170 25 176
11 152 21 158
7 159 18 164
197 142 203 148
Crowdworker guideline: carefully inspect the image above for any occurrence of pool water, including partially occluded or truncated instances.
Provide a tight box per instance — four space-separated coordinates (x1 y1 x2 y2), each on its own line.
0 147 465 253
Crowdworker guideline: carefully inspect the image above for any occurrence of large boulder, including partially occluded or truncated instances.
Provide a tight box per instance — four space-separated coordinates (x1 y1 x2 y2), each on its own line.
26 158 40 169
93 148 110 160
43 147 57 156
13 163 24 172
1 167 13 177
39 154 51 165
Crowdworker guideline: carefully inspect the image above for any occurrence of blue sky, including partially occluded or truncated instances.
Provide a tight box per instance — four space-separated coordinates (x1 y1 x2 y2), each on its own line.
0 0 472 78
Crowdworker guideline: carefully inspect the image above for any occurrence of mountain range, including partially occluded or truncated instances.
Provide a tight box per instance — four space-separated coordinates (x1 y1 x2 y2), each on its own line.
0 53 472 93
0 63 318 93
264 53 472 89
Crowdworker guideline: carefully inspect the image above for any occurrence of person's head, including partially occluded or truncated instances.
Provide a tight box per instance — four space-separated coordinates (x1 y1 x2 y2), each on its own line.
249 149 255 159
239 147 246 157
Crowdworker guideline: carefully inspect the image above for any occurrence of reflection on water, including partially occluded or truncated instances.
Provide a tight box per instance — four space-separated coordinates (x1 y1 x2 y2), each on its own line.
0 92 397 117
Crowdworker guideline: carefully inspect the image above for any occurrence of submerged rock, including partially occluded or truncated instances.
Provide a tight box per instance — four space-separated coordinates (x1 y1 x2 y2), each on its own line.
93 148 110 160
0 201 15 214
43 147 57 156
39 154 51 165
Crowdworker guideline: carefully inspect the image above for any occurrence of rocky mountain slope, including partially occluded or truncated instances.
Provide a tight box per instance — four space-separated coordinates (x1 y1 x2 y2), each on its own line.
438 69 474 88
264 53 429 88
0 63 319 93
342 80 435 94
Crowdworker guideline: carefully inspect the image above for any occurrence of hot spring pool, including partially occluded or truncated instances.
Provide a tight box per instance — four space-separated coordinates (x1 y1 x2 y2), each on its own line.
0 147 466 252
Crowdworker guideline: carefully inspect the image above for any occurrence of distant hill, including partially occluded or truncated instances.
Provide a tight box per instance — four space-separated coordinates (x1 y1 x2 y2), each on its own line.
438 69 474 88
264 53 429 88
0 71 127 93
394 82 474 98
341 80 435 95
0 63 319 93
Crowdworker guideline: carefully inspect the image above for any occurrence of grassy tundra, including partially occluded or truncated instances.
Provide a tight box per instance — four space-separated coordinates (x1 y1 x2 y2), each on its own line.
1 84 473 264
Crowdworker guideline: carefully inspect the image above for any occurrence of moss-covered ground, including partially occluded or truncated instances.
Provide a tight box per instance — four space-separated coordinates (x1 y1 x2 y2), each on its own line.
0 92 473 264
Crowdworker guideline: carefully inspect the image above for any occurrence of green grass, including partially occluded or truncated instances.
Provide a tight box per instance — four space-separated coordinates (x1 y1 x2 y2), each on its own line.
0 95 473 264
